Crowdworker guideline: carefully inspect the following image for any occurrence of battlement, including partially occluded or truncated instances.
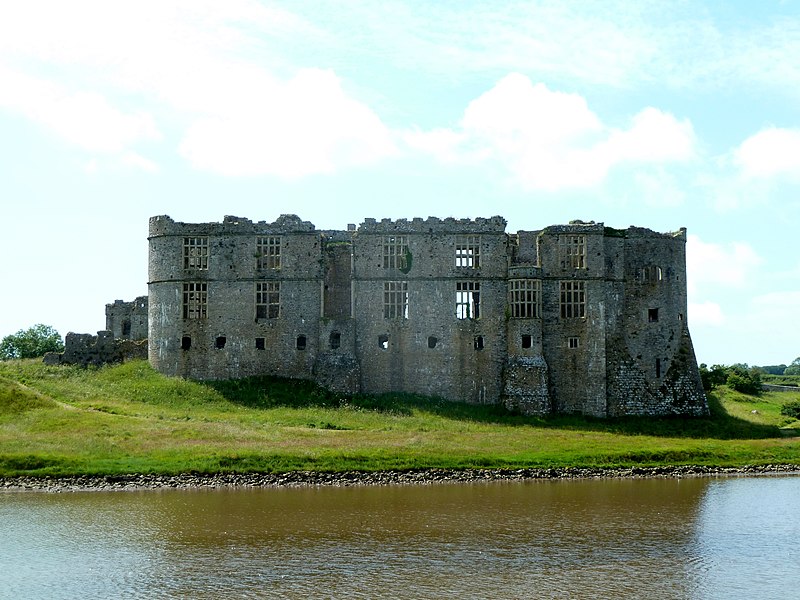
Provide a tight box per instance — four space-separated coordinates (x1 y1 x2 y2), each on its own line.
358 215 507 234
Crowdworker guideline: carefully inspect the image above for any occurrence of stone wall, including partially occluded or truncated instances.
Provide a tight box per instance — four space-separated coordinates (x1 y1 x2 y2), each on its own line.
106 296 148 340
144 214 708 417
43 331 148 367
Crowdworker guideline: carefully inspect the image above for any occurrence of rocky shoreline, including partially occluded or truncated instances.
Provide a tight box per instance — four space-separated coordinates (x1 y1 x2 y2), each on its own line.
2 464 799 492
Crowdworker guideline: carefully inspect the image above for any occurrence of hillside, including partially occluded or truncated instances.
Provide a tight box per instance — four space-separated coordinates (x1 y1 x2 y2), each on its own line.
1 359 799 478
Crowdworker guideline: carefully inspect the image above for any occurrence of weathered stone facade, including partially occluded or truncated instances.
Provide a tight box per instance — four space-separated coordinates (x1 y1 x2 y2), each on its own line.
147 214 708 417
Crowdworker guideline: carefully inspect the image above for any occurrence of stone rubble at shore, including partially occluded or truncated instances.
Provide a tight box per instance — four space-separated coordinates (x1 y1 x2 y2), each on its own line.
2 464 798 492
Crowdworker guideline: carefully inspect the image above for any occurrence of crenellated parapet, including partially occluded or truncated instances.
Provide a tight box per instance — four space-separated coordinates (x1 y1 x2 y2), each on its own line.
358 215 507 234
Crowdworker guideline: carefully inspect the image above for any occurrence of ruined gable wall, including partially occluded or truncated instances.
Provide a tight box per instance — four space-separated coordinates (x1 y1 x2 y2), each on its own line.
106 297 148 340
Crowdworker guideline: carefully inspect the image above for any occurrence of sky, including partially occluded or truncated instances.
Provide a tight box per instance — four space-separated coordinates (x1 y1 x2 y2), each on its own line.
0 0 798 367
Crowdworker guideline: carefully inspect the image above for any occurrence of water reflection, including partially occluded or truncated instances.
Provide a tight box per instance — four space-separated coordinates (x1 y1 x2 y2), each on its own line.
2 476 798 599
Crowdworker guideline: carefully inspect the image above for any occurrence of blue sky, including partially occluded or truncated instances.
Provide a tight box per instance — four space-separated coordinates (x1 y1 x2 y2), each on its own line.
1 0 798 367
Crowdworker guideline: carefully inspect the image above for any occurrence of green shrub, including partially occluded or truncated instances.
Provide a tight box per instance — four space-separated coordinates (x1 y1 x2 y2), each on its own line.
780 400 800 420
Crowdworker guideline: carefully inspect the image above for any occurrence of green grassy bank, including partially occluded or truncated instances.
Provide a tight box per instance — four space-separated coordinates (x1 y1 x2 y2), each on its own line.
1 359 799 478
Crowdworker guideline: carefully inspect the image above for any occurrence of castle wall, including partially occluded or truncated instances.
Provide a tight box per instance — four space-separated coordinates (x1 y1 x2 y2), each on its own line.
145 214 707 418
148 215 325 381
352 218 508 403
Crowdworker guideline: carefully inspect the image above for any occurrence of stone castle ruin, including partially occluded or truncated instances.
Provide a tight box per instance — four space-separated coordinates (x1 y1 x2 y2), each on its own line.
140 214 707 417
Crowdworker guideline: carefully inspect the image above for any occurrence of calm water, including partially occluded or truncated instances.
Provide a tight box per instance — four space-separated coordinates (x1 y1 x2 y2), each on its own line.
2 475 799 599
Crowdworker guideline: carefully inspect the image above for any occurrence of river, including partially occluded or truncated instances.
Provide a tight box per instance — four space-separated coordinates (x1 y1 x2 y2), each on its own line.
2 475 799 599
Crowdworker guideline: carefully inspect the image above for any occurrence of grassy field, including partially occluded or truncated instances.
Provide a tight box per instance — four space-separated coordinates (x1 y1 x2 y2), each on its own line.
1 359 799 477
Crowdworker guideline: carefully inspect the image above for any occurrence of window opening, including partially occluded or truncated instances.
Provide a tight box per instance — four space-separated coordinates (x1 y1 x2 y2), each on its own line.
183 237 208 270
378 334 389 350
559 235 585 269
182 282 207 319
522 335 532 349
296 335 307 351
509 279 540 318
568 336 580 349
382 235 409 270
560 281 585 319
656 358 662 378
256 236 281 270
384 281 409 319
428 336 438 349
474 336 485 350
256 282 280 320
181 336 191 350
648 308 659 322
455 235 480 268
215 336 226 349
642 265 663 282
329 331 341 350
122 319 131 337
456 281 480 319
255 338 265 350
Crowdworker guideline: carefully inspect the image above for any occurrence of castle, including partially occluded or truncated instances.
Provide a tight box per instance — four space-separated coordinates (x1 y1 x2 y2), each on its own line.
125 214 708 418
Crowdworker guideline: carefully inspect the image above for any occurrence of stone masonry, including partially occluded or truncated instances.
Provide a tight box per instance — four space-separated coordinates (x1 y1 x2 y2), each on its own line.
146 214 709 417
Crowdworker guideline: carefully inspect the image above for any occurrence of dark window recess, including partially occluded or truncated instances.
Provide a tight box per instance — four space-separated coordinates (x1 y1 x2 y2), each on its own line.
521 335 532 349
215 336 227 349
656 358 662 378
568 337 580 349
428 336 438 349
378 334 389 349
329 331 341 350
255 338 265 350
296 335 307 350
181 336 191 351
474 336 484 351
648 308 659 322
122 319 131 337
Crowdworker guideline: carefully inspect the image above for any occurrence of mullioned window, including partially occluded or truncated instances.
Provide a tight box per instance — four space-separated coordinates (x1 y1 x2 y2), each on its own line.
256 236 281 270
384 281 409 319
183 237 208 270
560 281 585 319
456 281 480 319
455 235 480 268
559 235 585 269
509 279 541 318
256 282 280 319
182 282 207 319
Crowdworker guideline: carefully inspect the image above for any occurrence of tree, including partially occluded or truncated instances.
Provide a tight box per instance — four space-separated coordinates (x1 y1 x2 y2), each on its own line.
0 324 64 360
784 357 800 376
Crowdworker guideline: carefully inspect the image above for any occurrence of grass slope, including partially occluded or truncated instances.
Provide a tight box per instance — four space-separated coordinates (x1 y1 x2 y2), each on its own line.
1 359 799 477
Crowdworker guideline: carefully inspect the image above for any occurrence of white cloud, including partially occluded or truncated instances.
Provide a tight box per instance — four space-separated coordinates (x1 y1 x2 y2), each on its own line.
405 74 696 191
633 168 686 207
178 69 397 178
686 234 762 293
0 2 395 179
0 66 160 153
121 152 159 173
689 301 725 327
734 128 800 180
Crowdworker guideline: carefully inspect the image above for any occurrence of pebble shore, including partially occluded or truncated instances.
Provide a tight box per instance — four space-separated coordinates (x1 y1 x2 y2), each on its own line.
2 464 798 492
